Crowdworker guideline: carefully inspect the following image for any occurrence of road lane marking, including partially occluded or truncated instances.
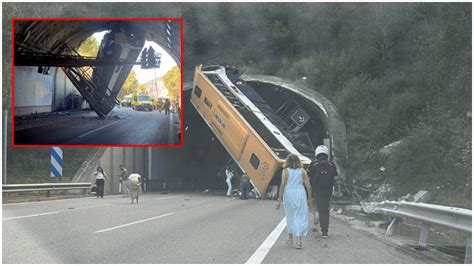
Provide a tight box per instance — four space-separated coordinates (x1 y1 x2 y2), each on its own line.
3 211 60 221
155 195 183 200
226 197 237 201
93 213 174 233
65 120 121 144
168 112 174 144
245 217 287 264
67 203 114 211
2 197 94 206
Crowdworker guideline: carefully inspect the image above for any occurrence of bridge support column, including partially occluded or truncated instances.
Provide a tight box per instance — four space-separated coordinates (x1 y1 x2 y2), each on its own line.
417 223 430 250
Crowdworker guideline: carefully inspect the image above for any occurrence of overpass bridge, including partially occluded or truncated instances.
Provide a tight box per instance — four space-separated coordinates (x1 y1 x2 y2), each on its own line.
13 19 181 117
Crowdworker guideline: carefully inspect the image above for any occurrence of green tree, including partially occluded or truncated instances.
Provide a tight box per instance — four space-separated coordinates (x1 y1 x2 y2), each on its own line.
137 84 147 94
118 70 139 99
78 36 99 57
162 66 180 103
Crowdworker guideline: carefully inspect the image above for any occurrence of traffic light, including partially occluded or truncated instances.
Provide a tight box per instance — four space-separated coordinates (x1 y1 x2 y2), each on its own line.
154 56 161 68
147 46 155 69
140 48 148 69
140 46 161 69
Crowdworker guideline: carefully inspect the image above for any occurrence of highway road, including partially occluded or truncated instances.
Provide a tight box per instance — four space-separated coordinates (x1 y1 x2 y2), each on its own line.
2 192 444 264
13 107 180 145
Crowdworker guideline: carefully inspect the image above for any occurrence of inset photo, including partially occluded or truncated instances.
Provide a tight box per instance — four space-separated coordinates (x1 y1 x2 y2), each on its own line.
12 18 182 147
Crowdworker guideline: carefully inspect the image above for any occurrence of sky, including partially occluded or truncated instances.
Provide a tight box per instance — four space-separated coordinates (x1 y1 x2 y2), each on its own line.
92 31 177 84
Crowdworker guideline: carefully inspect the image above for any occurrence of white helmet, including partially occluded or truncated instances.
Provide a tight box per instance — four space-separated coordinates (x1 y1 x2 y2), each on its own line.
315 145 329 157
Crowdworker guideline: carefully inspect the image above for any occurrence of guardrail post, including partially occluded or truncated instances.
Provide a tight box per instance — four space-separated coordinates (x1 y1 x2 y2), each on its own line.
178 178 182 189
46 190 51 197
418 222 430 250
163 178 167 191
465 236 472 264
385 217 401 237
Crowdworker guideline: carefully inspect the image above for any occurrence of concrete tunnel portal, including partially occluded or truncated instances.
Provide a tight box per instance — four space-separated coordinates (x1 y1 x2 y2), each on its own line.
148 75 352 198
14 20 181 65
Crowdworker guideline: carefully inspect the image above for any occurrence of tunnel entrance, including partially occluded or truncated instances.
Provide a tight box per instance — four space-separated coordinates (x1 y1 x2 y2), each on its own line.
13 19 181 117
150 76 350 198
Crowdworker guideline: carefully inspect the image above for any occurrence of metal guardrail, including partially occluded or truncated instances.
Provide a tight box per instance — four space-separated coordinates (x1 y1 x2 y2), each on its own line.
362 200 472 263
3 183 92 197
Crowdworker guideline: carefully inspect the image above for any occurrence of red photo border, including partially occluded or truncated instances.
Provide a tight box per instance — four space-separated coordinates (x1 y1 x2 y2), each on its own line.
11 17 184 148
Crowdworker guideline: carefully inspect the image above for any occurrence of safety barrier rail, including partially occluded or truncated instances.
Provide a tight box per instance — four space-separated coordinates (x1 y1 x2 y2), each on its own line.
3 183 92 197
361 200 472 263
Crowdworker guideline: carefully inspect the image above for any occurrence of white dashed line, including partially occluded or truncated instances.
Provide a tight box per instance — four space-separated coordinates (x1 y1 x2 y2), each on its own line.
245 217 287 264
155 195 184 200
93 213 174 233
3 211 60 221
66 120 120 143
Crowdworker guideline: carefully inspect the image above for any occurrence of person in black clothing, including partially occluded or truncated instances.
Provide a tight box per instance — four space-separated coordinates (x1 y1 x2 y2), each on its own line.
164 99 171 115
239 174 252 200
308 145 338 238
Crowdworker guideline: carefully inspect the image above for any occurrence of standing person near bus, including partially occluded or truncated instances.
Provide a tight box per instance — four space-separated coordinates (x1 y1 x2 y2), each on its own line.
94 166 109 199
119 165 129 198
239 173 251 200
276 154 313 249
308 145 338 239
225 166 234 196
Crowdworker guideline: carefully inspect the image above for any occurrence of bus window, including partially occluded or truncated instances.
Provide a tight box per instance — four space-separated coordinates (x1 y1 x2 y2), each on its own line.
194 86 202 98
250 153 260 170
204 97 212 109
138 95 150 101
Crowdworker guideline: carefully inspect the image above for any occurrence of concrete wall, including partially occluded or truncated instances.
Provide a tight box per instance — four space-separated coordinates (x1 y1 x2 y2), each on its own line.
87 148 148 195
14 66 87 117
14 66 53 116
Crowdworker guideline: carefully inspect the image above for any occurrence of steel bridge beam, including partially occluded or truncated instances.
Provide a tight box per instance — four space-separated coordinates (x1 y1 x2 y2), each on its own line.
14 50 142 67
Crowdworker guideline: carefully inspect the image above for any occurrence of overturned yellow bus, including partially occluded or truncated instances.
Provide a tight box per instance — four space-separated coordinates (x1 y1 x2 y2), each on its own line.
190 65 313 198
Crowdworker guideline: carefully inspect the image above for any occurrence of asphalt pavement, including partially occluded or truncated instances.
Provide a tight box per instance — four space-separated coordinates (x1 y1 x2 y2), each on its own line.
2 192 439 264
13 107 178 145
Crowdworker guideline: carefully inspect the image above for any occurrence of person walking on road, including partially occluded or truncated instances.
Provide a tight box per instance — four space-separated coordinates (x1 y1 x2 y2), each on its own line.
308 145 338 239
164 99 171 115
119 165 129 198
128 173 142 204
94 166 109 199
225 166 234 196
276 154 313 249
